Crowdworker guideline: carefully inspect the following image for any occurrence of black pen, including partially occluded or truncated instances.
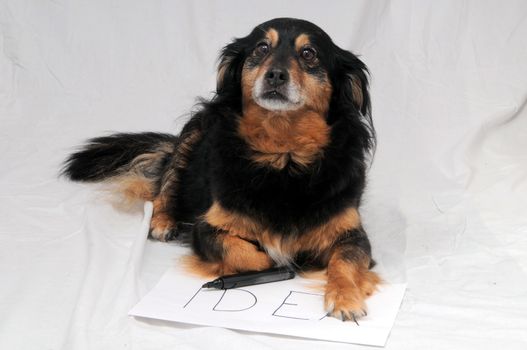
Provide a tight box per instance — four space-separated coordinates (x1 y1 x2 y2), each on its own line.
202 267 296 290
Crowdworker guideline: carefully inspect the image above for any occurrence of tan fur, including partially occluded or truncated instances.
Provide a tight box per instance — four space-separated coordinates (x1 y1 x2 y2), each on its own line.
324 249 381 319
267 28 279 48
221 235 273 274
289 207 360 254
241 56 272 105
289 59 332 113
238 106 330 170
181 255 222 278
294 33 310 51
129 142 174 179
114 175 155 204
149 197 175 241
205 201 261 237
181 234 273 277
351 76 364 110
216 59 231 90
108 141 176 207
204 201 361 265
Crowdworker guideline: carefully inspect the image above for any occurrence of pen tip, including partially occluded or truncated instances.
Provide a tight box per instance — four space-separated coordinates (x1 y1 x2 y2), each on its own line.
202 282 210 288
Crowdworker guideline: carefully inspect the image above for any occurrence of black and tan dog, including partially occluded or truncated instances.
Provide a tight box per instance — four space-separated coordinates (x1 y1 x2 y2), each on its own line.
63 18 380 321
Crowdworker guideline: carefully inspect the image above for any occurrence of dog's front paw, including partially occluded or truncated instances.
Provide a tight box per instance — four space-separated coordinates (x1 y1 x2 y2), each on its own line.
324 266 380 322
324 283 368 322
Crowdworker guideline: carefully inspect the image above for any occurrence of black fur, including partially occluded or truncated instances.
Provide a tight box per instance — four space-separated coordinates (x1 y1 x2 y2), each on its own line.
63 132 178 182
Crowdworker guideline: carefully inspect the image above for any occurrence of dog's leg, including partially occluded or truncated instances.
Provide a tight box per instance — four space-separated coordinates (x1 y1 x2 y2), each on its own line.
324 228 380 321
149 129 202 241
148 167 178 242
190 221 273 276
220 235 274 274
149 195 176 241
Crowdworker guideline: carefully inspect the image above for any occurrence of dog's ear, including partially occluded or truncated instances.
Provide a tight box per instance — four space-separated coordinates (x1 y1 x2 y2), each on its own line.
333 47 371 117
216 39 247 95
330 46 375 151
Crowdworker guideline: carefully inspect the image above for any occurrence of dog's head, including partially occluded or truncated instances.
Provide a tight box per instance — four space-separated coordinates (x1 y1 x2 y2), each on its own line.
216 18 373 148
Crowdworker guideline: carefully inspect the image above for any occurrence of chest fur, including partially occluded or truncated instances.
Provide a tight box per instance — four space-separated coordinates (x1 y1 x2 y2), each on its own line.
238 108 330 170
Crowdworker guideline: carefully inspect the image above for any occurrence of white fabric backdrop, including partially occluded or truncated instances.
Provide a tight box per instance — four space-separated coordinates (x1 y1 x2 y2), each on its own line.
1 0 526 349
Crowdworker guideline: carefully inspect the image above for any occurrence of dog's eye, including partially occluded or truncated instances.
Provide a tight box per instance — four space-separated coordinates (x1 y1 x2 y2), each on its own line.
301 47 317 61
255 42 270 56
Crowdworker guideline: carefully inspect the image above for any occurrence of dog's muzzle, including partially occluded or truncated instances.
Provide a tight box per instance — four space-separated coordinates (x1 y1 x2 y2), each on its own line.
253 68 303 111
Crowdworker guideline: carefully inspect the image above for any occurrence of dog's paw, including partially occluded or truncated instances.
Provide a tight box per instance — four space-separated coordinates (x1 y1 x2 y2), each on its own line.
149 212 176 242
324 268 380 323
324 285 368 322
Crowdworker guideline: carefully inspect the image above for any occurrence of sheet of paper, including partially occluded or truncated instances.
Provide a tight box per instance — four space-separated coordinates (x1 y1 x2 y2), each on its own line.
130 263 406 347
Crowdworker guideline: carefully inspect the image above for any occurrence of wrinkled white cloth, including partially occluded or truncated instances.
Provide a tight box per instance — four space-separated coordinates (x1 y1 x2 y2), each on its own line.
1 0 526 349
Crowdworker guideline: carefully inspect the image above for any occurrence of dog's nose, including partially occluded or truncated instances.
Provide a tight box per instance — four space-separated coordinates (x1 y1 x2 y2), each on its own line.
265 68 289 87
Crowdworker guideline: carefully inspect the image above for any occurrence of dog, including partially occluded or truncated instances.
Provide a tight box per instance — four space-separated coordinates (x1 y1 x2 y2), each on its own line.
63 18 380 321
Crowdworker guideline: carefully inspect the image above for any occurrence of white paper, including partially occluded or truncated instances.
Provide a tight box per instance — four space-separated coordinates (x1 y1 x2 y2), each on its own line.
129 264 406 346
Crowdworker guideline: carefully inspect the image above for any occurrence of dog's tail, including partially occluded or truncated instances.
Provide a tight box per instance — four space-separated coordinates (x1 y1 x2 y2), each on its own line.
62 132 179 202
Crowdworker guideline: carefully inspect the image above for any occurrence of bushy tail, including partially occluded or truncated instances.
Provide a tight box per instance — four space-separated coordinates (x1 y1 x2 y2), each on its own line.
62 132 178 200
